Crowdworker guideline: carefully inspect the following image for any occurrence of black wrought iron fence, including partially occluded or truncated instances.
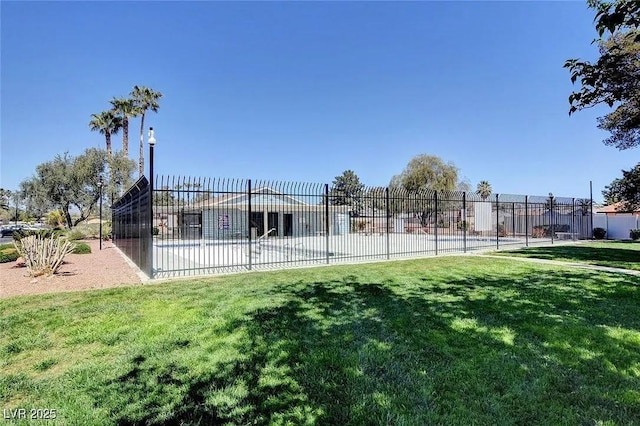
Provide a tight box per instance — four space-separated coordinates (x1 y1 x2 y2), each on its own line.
111 176 152 277
137 176 592 279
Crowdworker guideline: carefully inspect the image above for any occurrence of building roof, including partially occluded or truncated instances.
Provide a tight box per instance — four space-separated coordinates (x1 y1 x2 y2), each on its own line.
596 202 640 214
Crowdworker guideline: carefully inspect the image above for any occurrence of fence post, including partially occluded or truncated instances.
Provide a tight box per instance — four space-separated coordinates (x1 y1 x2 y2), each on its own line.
385 187 390 260
434 191 438 256
550 194 554 245
525 195 529 247
512 202 516 237
590 181 594 239
572 198 576 241
325 184 330 264
463 192 467 253
496 193 500 250
248 179 252 271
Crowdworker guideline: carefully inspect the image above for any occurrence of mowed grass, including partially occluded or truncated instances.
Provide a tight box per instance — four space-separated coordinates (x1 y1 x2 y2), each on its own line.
1 257 640 425
497 241 640 271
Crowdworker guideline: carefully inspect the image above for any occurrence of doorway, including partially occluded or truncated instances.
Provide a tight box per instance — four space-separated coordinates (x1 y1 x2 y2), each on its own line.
283 214 293 237
250 212 264 237
268 212 279 237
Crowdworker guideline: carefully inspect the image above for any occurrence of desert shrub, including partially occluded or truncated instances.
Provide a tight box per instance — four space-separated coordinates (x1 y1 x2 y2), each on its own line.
437 219 449 228
351 220 368 233
630 229 640 240
46 210 66 228
0 244 19 263
72 242 91 254
65 228 86 241
71 223 100 239
532 226 545 238
102 221 112 240
593 227 607 240
12 229 61 242
14 235 75 277
457 220 469 231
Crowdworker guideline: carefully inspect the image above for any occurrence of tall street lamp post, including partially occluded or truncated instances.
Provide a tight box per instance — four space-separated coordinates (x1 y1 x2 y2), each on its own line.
98 177 103 250
148 127 156 279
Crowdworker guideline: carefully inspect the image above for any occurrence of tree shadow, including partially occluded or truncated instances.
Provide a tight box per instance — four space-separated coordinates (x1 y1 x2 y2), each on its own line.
96 267 640 425
506 245 640 268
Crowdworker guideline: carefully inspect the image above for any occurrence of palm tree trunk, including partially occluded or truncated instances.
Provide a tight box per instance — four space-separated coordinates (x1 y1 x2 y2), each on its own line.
106 131 112 156
123 117 129 156
139 112 146 176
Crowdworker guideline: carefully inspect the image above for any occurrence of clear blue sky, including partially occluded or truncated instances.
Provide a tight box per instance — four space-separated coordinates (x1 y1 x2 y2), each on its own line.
1 1 635 202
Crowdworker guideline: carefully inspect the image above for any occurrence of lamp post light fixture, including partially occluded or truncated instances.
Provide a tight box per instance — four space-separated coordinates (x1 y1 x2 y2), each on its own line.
148 127 156 278
98 177 103 250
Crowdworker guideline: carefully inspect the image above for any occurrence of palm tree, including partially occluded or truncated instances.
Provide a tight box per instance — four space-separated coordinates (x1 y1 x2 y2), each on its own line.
476 180 492 200
110 97 139 157
89 110 122 155
131 86 163 176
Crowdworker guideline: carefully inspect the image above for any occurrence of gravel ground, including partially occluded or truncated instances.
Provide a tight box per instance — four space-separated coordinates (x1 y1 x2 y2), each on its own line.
0 239 144 299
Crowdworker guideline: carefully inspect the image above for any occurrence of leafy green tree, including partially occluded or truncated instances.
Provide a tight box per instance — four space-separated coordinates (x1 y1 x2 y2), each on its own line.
565 1 640 149
18 180 49 220
329 170 365 215
89 110 122 155
9 190 23 223
603 163 640 209
0 188 12 221
456 178 472 193
131 86 163 176
106 151 137 201
396 154 458 192
46 210 66 229
20 148 108 228
602 178 623 204
110 97 139 156
476 180 492 199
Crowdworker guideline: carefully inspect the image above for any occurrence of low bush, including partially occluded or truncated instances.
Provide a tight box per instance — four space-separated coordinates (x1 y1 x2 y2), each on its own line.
0 244 19 263
65 228 87 241
532 226 545 238
630 229 640 240
102 221 112 240
72 242 92 254
12 229 61 242
593 227 607 240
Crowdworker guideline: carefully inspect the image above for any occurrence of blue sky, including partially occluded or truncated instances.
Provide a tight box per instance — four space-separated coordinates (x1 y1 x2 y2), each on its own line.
1 1 635 202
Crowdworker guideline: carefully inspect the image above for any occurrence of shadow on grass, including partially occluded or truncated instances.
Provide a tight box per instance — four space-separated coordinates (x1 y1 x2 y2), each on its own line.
502 245 640 269
97 268 640 425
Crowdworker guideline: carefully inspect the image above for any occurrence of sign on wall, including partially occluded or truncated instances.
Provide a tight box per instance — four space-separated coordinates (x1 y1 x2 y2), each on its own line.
218 214 230 230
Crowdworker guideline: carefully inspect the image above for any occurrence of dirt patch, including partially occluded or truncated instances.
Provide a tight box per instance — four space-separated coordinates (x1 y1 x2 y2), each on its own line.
0 239 144 299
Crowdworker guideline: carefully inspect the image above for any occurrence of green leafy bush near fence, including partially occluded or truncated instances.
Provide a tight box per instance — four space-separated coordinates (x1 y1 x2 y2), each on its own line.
65 229 86 241
72 242 92 254
593 227 607 239
0 243 19 263
630 229 640 240
12 229 63 242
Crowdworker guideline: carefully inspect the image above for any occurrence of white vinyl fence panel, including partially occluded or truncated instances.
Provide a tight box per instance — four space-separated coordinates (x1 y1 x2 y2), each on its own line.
593 213 639 240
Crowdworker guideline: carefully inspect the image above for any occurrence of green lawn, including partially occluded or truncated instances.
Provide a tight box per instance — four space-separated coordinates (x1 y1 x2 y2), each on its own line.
1 257 639 425
497 241 640 271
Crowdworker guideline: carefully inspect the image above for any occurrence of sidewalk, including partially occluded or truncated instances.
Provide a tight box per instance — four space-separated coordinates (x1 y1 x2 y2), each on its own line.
475 254 640 277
